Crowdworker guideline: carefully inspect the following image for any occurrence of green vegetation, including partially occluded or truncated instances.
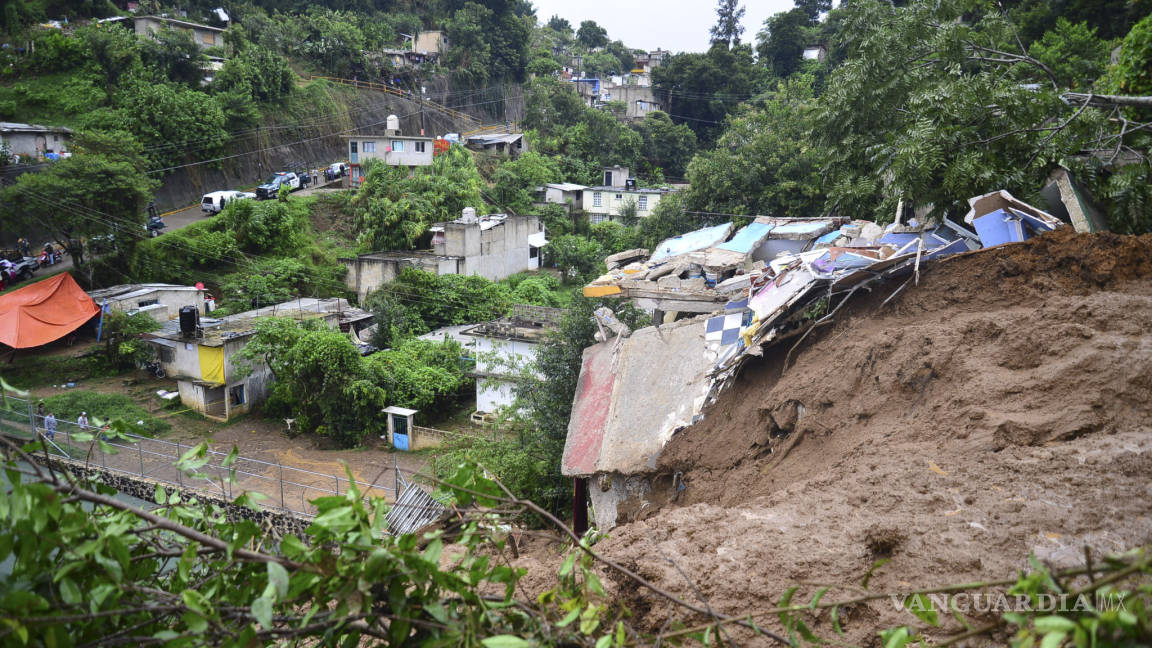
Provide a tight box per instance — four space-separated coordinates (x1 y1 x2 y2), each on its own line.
129 194 347 311
238 316 470 447
42 389 170 436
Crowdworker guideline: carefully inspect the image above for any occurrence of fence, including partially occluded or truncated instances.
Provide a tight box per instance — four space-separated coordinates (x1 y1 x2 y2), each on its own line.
307 75 480 126
409 425 509 451
0 396 397 518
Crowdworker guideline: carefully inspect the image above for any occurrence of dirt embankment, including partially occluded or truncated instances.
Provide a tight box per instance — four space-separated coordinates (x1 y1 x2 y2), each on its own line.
534 230 1152 642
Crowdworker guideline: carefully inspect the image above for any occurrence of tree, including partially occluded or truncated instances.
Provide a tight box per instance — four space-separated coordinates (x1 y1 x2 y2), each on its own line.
0 136 157 285
362 292 428 349
546 15 572 33
811 0 1125 226
213 46 295 103
353 147 487 251
795 0 831 23
364 338 470 413
756 8 811 78
710 0 746 48
651 44 768 143
580 50 623 77
686 76 825 218
1027 19 1111 90
548 234 605 284
576 20 608 49
632 110 698 178
491 151 561 213
241 322 386 446
139 26 208 87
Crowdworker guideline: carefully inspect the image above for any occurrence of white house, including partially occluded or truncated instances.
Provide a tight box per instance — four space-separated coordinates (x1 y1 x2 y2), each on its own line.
535 182 587 212
462 304 564 415
345 115 434 185
144 298 371 421
582 167 674 223
0 122 71 158
87 284 206 323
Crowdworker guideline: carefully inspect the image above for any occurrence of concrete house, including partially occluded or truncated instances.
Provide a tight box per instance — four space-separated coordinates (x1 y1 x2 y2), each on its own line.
345 115 434 185
87 284 206 324
431 210 547 280
0 122 72 158
534 182 587 212
464 132 525 157
582 167 673 223
341 209 547 302
413 30 447 55
462 304 564 415
145 298 371 421
134 15 225 49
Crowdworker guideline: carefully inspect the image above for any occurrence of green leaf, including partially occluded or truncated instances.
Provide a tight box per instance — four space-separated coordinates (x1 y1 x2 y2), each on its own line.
880 626 910 648
595 635 612 648
480 636 531 648
556 608 579 628
58 578 82 606
1040 631 1067 648
266 562 289 601
154 483 167 505
1034 617 1078 633
904 593 939 627
558 553 576 577
251 596 273 629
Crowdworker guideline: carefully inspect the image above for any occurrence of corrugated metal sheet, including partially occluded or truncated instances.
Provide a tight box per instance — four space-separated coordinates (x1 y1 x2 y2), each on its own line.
386 483 448 535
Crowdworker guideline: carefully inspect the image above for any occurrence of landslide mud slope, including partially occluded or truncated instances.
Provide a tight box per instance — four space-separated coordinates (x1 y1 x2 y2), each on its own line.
594 229 1152 641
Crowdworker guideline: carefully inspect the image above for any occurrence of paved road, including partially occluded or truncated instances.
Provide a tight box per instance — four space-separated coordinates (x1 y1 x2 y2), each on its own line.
20 179 346 280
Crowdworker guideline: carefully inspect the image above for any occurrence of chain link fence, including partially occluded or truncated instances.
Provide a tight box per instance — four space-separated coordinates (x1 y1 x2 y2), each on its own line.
0 395 397 517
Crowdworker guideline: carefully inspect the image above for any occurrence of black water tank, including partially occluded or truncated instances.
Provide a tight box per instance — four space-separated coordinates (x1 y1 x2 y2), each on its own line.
179 305 199 336
625 178 637 189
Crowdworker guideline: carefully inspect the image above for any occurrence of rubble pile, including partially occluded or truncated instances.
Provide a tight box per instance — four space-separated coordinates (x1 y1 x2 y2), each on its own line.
585 191 1071 420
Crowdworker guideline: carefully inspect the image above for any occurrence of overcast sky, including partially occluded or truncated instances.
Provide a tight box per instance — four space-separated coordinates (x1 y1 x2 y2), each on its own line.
529 0 798 53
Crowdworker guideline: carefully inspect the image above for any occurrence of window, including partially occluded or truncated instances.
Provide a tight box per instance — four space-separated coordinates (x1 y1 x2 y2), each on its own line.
590 213 608 224
158 347 174 363
137 299 159 308
229 384 245 406
615 194 623 200
530 246 539 259
415 141 426 153
362 141 376 153
391 140 405 152
638 195 648 210
593 192 602 207
349 141 358 154
202 31 215 45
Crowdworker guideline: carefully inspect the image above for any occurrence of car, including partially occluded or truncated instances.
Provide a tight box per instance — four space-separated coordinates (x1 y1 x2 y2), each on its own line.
327 162 347 178
202 190 256 214
255 172 301 200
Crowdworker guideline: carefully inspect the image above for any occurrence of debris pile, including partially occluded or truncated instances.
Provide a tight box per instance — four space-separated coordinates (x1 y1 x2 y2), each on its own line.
564 190 1095 529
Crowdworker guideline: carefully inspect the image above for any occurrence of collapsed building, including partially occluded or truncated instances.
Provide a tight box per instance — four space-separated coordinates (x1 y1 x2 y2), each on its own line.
563 190 1075 530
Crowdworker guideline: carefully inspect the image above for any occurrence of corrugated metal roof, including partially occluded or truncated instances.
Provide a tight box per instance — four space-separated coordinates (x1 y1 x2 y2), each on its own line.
386 483 448 535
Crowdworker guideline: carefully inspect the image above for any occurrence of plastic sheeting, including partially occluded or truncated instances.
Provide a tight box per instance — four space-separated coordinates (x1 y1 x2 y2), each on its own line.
0 273 100 349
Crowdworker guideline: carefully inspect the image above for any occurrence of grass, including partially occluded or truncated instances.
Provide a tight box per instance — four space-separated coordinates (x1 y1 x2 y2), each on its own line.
42 390 170 437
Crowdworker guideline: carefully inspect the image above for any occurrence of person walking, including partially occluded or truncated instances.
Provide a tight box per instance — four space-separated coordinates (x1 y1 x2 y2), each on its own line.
44 412 57 441
312 168 319 185
36 401 46 429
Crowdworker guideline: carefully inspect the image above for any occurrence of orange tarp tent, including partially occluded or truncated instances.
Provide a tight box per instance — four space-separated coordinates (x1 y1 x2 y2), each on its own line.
0 273 100 349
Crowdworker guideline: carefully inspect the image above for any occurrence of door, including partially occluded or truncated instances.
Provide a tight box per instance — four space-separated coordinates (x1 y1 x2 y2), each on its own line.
392 413 409 451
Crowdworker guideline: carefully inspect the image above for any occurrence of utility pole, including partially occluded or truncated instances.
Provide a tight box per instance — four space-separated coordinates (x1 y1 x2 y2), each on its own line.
420 85 426 136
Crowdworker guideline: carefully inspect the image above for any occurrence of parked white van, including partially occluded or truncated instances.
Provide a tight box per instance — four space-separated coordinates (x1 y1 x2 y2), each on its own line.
201 190 255 214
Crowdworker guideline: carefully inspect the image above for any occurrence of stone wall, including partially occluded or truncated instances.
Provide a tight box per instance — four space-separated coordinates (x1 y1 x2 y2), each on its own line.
40 455 312 542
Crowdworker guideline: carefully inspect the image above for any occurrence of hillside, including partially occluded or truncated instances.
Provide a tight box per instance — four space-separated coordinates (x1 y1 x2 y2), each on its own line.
521 229 1152 642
